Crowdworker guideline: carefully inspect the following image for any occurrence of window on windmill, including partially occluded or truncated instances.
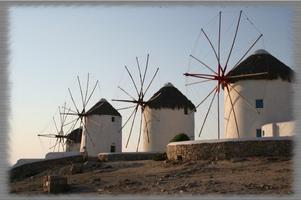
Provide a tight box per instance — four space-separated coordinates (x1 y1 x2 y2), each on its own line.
111 116 115 122
255 99 264 108
110 143 116 153
256 129 262 138
184 107 188 115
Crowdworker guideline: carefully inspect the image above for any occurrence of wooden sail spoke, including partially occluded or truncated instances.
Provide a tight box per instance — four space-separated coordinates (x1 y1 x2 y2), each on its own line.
84 73 90 105
224 10 242 73
119 105 138 133
112 99 139 104
136 109 143 152
65 117 80 136
136 57 143 86
118 86 136 100
226 83 260 114
195 85 218 110
68 88 80 114
63 117 79 127
217 91 220 139
77 76 85 109
141 54 150 88
184 73 216 80
49 138 59 151
185 79 213 86
85 80 99 109
201 28 219 64
233 33 263 69
53 117 59 134
125 65 140 96
82 122 96 148
37 133 58 138
144 67 159 96
227 72 268 80
189 55 218 75
117 105 137 111
198 89 217 137
125 107 138 148
218 11 222 66
60 106 78 115
225 84 240 138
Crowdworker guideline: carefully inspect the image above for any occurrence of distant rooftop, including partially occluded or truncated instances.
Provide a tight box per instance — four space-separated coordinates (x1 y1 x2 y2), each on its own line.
145 82 195 110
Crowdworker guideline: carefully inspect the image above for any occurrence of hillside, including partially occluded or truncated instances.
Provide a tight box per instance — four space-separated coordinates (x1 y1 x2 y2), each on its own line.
10 156 292 195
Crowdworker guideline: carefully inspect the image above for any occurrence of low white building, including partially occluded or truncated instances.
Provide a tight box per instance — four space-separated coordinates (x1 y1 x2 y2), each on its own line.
80 98 122 156
261 121 295 137
141 82 196 152
224 49 295 139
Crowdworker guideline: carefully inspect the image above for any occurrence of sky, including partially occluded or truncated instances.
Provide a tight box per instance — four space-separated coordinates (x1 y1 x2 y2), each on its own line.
9 3 294 165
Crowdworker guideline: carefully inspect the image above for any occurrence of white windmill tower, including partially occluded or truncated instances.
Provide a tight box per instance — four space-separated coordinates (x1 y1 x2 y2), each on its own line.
80 98 122 155
142 82 196 152
63 74 122 157
224 49 295 138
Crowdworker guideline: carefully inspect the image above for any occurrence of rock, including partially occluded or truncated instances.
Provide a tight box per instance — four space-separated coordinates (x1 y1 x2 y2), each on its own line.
43 175 68 193
70 163 83 174
161 189 166 192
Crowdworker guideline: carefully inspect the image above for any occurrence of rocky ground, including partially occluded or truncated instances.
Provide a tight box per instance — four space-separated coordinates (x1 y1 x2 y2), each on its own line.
10 156 293 196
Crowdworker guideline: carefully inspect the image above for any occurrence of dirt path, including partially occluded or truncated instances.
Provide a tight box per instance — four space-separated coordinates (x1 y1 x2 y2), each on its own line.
10 156 293 195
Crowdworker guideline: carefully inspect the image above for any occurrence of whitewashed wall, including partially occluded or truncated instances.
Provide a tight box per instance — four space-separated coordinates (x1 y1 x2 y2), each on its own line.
141 107 194 152
224 79 294 139
262 121 296 137
80 115 122 156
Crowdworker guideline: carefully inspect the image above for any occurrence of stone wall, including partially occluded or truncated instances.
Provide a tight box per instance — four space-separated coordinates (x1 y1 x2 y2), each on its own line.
98 152 163 162
167 137 293 161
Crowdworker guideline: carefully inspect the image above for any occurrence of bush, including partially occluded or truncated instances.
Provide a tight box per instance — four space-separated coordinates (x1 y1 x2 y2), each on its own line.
169 133 190 143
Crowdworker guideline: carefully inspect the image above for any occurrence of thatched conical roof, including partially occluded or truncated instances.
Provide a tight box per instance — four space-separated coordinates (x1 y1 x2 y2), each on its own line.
66 127 82 143
145 82 196 110
227 49 294 83
86 98 121 117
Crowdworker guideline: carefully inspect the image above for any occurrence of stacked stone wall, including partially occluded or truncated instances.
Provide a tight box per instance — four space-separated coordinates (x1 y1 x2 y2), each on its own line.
167 138 293 161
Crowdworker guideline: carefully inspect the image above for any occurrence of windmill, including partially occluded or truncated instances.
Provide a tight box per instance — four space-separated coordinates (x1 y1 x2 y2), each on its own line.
37 103 75 152
112 54 159 152
60 73 101 150
184 10 268 139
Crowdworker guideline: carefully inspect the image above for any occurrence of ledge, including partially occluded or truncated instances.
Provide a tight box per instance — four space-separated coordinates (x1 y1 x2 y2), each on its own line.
167 137 293 161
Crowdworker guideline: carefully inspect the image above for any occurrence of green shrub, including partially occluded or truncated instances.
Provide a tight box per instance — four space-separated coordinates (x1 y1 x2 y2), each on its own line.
169 133 190 143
